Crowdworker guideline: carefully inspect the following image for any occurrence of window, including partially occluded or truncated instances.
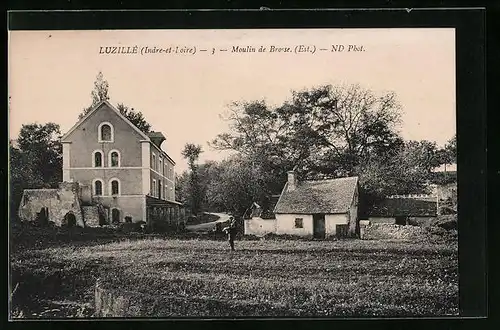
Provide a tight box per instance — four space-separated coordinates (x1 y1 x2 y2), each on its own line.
164 163 167 177
159 180 163 199
98 122 114 142
109 178 120 196
93 179 103 196
93 150 103 167
109 150 120 167
159 158 163 175
152 154 156 171
295 218 304 228
152 179 157 197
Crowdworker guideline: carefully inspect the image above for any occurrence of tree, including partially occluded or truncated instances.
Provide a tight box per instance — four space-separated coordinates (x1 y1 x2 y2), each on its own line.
356 140 435 213
204 156 275 215
116 103 151 134
10 123 63 215
210 84 404 194
79 71 110 119
16 123 62 186
181 143 203 215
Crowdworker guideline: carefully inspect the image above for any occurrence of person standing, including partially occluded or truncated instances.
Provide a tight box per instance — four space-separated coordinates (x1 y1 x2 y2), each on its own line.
223 217 237 251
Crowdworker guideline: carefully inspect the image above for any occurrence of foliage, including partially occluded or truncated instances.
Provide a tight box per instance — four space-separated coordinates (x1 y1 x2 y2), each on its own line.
79 71 110 119
181 143 204 215
10 123 62 214
116 103 151 134
211 84 404 179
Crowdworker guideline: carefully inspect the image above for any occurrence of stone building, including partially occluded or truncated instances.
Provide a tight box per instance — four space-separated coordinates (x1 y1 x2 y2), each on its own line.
19 100 185 228
244 169 360 238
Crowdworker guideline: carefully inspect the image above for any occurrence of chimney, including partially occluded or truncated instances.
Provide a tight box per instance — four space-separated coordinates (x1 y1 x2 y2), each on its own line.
287 168 297 191
147 131 166 149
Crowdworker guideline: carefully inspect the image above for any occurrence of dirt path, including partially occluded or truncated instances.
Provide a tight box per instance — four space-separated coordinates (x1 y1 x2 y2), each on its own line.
185 213 231 232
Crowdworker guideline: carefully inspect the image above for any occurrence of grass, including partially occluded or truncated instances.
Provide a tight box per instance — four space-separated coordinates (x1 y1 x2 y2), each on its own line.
10 224 458 318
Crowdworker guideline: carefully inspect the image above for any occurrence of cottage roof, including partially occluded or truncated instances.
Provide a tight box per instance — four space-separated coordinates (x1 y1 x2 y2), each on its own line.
274 176 359 215
368 198 437 217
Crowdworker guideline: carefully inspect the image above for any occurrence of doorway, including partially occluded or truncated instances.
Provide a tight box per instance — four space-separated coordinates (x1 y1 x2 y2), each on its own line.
37 207 49 225
64 212 77 227
313 214 326 239
111 208 120 224
395 216 407 225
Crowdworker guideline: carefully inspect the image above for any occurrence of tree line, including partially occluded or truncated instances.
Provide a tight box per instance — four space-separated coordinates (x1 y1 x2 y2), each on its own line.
10 72 456 219
177 84 456 216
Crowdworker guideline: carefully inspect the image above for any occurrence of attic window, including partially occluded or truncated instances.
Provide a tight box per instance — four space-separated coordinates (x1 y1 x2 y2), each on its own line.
98 122 114 142
295 218 303 228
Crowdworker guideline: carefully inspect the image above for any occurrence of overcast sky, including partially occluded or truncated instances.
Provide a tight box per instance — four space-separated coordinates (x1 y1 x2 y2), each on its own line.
9 28 455 173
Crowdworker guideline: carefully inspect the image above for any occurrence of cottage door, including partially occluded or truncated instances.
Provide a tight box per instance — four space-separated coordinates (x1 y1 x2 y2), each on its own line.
313 214 326 239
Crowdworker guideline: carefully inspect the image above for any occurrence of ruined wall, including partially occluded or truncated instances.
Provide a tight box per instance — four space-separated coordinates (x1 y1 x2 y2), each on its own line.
82 205 101 227
361 223 427 240
18 182 84 227
407 216 436 227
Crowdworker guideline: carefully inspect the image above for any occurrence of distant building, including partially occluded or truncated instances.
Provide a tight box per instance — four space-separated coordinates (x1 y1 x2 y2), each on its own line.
19 100 184 228
366 196 437 226
244 169 359 238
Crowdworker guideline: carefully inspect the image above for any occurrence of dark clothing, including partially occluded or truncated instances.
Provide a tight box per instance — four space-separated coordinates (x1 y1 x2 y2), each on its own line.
225 224 237 251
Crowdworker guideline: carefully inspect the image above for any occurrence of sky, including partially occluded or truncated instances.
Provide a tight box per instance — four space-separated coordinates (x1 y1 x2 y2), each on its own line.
8 28 456 173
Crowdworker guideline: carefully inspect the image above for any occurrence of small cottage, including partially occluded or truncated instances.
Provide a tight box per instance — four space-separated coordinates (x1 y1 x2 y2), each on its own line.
366 197 437 226
243 198 279 237
244 169 360 239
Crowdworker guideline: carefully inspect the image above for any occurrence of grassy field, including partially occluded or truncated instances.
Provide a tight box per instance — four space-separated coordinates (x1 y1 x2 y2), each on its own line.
10 224 458 318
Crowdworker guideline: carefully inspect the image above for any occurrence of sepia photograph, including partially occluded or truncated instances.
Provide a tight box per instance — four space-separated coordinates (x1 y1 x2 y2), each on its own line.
9 27 459 318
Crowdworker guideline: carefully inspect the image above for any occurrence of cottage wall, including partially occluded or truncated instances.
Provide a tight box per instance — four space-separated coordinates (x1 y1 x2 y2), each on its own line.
244 217 277 236
275 214 313 237
325 214 349 237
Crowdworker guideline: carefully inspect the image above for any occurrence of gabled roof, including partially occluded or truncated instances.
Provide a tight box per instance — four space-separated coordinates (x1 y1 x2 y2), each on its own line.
368 198 437 217
60 100 150 141
274 176 359 215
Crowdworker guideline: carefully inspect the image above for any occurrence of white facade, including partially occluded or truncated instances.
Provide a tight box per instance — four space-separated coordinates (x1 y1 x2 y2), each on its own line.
244 217 276 236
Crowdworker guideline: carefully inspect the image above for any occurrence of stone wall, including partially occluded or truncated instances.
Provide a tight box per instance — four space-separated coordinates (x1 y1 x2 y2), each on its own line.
360 223 427 240
18 182 84 227
82 206 101 227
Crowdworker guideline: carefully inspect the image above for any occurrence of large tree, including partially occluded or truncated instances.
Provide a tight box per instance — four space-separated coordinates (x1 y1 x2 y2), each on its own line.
211 84 404 192
10 123 63 215
16 123 62 186
181 143 204 215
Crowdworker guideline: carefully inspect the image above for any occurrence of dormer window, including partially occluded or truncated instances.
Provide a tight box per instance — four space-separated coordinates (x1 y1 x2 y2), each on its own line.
98 122 114 142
